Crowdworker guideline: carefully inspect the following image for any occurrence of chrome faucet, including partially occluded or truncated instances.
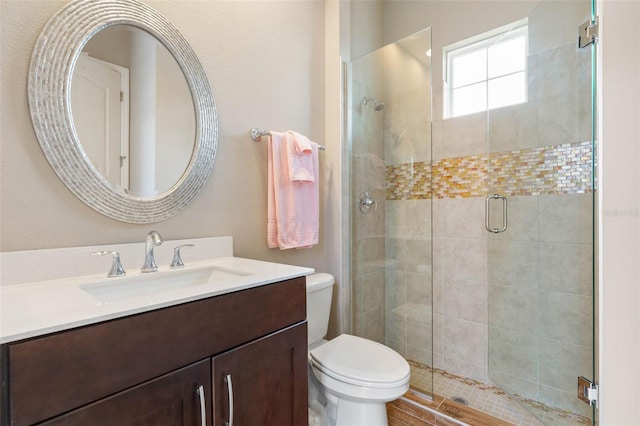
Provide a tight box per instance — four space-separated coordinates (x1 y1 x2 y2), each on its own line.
141 230 163 273
91 251 126 277
170 244 195 269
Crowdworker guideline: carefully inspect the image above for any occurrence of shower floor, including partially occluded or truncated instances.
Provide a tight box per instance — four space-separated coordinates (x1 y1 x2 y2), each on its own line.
408 360 591 426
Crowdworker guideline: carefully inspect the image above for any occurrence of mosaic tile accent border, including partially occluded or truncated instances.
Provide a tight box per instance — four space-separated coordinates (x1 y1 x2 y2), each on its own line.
385 142 594 200
385 160 432 200
433 154 487 199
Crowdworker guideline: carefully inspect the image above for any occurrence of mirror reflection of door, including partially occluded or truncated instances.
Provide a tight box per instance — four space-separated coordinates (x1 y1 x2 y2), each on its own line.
71 52 130 191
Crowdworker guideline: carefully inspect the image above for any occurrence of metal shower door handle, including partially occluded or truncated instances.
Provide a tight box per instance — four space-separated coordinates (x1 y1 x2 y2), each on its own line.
485 194 508 233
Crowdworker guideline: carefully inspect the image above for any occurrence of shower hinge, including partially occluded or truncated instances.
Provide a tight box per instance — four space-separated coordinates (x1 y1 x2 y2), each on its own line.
578 17 599 48
578 376 599 407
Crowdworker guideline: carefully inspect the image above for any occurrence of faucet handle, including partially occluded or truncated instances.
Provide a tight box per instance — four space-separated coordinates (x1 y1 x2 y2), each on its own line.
91 251 126 277
170 244 195 269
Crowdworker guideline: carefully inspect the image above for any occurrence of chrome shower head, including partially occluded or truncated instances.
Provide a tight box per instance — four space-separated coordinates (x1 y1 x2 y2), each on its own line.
361 96 385 112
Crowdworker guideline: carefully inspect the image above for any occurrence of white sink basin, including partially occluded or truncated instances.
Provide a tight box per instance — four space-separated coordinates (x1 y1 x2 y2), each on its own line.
1 237 315 344
80 266 253 303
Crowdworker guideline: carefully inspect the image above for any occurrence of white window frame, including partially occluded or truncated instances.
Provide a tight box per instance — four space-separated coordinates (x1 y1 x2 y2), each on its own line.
444 19 528 119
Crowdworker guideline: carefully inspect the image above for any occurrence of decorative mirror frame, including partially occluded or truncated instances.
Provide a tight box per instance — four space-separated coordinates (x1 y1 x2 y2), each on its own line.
28 0 217 223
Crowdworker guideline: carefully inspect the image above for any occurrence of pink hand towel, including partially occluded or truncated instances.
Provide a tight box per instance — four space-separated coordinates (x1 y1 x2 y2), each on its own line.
286 131 315 182
267 131 319 249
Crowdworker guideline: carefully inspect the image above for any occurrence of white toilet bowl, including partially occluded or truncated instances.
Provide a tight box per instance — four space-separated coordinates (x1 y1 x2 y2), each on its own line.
306 273 410 426
309 334 410 426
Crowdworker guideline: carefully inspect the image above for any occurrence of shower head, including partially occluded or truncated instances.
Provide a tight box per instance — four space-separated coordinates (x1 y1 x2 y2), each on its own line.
361 96 385 112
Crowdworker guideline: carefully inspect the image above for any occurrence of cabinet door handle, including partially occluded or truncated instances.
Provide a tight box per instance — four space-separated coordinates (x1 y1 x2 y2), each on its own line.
224 374 234 426
196 384 206 426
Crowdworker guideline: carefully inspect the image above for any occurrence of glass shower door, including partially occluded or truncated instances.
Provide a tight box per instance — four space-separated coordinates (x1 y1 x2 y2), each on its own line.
486 0 596 424
348 29 434 397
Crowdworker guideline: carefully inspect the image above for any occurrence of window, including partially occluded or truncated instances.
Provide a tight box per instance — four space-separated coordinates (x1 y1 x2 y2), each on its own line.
444 21 528 118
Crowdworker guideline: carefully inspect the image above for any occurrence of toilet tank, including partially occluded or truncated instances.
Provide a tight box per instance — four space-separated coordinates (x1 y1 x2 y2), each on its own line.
306 273 334 347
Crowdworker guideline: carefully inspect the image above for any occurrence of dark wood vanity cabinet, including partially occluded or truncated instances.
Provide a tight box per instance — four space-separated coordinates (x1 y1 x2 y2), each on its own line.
40 359 212 426
1 277 308 426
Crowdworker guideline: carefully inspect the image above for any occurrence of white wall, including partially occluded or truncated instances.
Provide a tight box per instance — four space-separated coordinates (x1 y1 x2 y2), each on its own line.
598 0 640 423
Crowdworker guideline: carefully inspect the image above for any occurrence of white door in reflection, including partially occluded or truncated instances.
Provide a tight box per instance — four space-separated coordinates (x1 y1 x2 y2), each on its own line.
72 52 130 191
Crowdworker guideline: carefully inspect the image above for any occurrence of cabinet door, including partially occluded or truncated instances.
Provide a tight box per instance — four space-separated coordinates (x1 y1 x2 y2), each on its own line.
42 360 211 426
212 323 308 426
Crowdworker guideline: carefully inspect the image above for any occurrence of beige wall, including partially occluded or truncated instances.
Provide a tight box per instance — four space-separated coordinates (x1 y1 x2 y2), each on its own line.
598 0 640 423
0 0 334 278
324 0 345 339
350 0 384 59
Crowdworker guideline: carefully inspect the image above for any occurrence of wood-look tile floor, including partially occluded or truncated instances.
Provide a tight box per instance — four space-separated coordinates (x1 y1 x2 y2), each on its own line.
388 388 516 426
406 361 591 426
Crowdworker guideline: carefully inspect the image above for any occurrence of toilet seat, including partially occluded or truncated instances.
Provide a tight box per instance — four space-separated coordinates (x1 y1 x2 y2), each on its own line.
309 334 410 389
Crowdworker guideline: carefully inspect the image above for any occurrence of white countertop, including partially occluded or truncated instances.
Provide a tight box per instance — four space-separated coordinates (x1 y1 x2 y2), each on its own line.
0 256 313 344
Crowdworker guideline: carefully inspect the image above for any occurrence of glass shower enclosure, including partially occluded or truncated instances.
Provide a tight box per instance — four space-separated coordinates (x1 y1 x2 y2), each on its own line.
345 0 596 424
347 28 434 394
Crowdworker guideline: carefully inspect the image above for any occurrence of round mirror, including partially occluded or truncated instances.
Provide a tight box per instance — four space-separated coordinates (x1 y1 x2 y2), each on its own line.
28 0 217 223
71 25 196 197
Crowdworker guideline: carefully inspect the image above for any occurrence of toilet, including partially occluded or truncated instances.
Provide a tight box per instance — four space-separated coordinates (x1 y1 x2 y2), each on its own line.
306 273 410 426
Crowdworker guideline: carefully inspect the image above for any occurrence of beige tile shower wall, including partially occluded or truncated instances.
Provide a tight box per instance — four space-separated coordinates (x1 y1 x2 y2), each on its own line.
381 42 433 378
351 74 386 344
382 43 431 165
391 147 594 412
484 32 594 414
430 180 594 414
385 199 433 368
487 193 593 419
377 0 594 417
386 39 593 416
431 197 489 382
